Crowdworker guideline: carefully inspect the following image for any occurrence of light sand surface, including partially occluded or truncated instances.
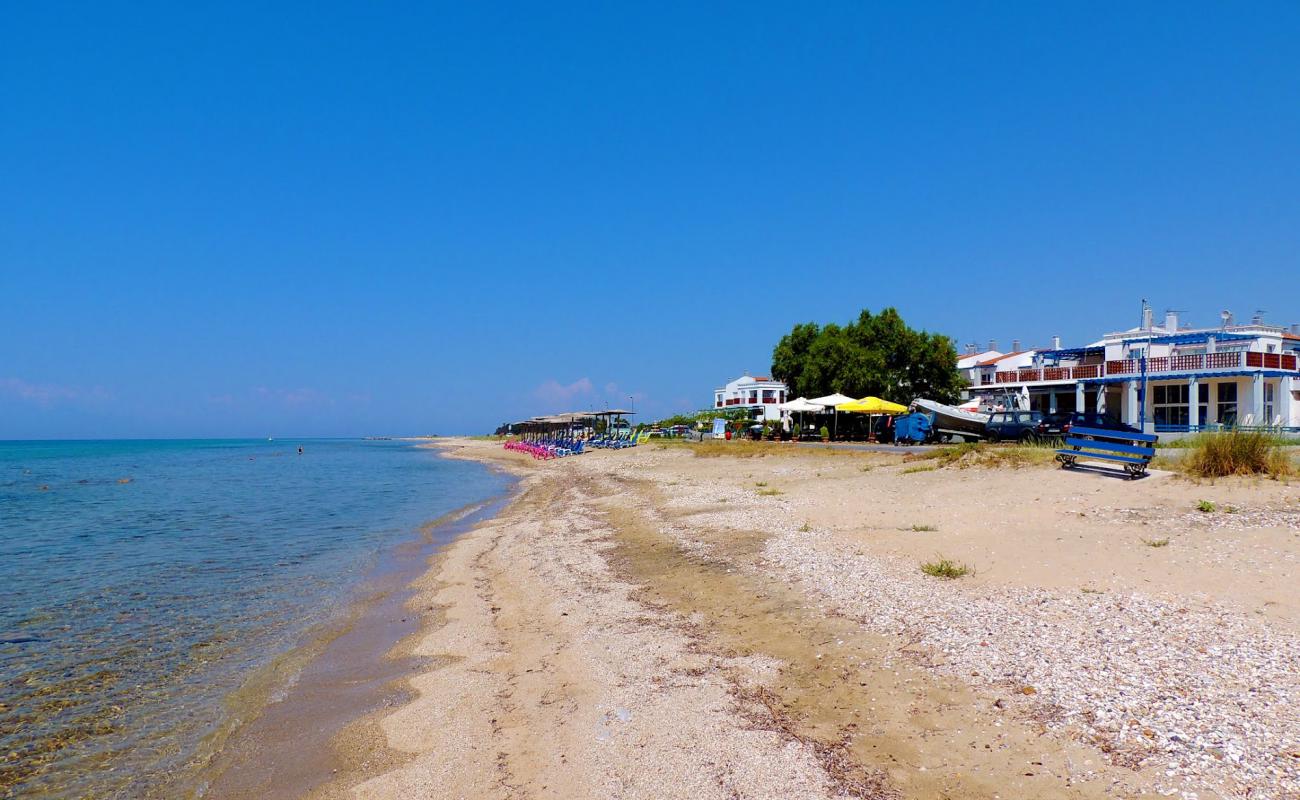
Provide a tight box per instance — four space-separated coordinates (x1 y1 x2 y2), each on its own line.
320 439 1299 800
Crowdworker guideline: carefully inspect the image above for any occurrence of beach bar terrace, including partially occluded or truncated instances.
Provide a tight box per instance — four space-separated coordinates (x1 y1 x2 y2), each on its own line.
969 310 1300 434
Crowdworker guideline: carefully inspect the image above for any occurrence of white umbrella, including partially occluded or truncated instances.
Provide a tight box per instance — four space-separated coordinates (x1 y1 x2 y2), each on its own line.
808 393 857 407
1019 386 1031 411
779 397 827 440
1096 387 1107 415
779 397 825 412
809 393 856 441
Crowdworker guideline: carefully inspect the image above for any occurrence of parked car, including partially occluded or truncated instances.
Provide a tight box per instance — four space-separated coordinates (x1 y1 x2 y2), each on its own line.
1041 412 1073 436
986 410 1062 442
1067 412 1139 434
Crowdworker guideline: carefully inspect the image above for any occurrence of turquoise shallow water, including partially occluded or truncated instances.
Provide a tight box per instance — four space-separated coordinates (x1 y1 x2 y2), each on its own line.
0 439 509 799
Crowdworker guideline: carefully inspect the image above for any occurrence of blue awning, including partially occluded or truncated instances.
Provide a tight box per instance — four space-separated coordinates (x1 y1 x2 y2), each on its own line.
1081 370 1294 384
1140 331 1257 346
1037 346 1104 360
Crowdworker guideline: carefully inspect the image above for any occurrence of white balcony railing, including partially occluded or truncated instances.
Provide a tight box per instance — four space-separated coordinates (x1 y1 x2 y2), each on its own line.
983 350 1298 386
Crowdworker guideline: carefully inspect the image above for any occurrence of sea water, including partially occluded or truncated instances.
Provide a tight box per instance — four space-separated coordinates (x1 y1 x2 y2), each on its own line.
0 439 509 799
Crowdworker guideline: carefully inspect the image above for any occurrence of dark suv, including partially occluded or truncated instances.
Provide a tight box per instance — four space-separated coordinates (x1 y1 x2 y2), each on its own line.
985 410 1066 442
1067 412 1139 434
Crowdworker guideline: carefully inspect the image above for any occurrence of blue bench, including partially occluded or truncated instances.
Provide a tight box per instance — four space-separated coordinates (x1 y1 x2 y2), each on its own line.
1055 426 1158 479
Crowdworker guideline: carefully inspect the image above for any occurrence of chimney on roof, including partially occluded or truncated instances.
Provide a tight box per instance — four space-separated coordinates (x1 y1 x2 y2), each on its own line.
1291 323 1300 335
988 339 997 352
1251 310 1265 326
1142 302 1154 331
1164 311 1178 332
966 343 977 355
1012 339 1021 352
1052 335 1062 350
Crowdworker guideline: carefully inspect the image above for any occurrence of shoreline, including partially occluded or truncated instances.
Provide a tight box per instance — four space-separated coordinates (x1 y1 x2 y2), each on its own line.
194 450 520 800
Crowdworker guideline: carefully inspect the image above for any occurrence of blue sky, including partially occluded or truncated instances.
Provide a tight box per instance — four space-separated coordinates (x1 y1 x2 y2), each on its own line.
3 2 1298 437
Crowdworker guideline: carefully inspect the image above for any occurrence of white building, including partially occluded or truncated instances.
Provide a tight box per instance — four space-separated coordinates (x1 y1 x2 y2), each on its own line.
713 373 789 421
969 308 1300 433
956 347 1001 393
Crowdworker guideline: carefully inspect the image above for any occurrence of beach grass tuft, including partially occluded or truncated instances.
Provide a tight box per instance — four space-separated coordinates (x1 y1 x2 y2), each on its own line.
1180 431 1295 479
1141 537 1170 548
907 524 938 532
920 557 970 579
757 487 783 496
917 441 1057 470
900 464 936 475
1197 499 1216 513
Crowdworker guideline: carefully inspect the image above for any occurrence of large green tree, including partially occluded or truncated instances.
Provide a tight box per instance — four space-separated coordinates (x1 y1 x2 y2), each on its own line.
770 308 963 403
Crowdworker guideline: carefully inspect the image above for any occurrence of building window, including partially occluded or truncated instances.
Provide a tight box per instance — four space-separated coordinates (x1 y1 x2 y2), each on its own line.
1217 382 1237 425
1152 384 1189 427
1264 383 1275 425
1198 383 1209 427
748 390 758 404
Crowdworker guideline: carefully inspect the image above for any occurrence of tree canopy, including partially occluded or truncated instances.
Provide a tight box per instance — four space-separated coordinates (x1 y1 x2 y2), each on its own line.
770 308 964 404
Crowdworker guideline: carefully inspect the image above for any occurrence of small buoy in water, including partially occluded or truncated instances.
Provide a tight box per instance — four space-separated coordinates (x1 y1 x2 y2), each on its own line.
298 447 303 454
117 477 132 484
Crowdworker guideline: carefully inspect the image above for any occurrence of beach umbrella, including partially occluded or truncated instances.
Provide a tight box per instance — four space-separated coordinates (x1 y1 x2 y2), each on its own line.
836 397 908 443
779 397 824 412
810 393 857 440
835 397 908 414
779 397 825 439
1019 386 1031 412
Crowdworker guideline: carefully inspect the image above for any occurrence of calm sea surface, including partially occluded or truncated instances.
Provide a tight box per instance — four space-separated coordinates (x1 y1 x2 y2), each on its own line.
0 439 509 799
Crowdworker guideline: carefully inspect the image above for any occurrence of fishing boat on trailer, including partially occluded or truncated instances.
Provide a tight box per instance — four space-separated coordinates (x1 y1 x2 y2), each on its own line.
911 398 990 441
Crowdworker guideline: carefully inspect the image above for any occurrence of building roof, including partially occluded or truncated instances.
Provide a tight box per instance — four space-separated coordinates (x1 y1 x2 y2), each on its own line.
957 350 1001 368
976 350 1032 367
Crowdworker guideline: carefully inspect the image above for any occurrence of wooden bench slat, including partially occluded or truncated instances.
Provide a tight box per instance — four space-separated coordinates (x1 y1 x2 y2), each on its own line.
1055 448 1149 465
1063 437 1155 457
1068 425 1158 443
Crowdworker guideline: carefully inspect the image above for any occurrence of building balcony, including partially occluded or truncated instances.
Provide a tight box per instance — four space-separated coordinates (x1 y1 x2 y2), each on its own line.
983 351 1298 386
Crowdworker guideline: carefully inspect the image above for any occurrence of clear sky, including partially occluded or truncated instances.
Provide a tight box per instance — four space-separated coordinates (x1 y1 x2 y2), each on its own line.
3 2 1299 438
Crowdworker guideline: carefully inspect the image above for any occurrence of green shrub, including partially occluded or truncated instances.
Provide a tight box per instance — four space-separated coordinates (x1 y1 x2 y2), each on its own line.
920 557 970 579
819 425 830 440
1182 431 1295 478
1197 499 1216 513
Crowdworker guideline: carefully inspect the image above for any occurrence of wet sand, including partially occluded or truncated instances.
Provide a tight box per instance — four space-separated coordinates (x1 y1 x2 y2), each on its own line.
200 498 515 800
295 439 1299 799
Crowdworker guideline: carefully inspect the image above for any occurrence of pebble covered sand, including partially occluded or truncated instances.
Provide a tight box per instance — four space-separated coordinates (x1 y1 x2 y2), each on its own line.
600 450 1300 800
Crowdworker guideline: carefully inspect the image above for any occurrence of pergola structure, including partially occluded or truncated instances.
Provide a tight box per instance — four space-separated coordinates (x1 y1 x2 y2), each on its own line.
506 408 637 442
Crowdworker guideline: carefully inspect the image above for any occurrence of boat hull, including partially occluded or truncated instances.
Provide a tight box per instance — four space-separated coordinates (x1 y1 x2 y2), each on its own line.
911 398 989 438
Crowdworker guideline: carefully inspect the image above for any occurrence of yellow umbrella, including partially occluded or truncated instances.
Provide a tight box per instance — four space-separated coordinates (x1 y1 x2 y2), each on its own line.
836 396 908 414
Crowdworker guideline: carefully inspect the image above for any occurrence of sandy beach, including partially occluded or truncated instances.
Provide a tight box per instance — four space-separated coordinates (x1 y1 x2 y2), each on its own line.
308 439 1299 800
